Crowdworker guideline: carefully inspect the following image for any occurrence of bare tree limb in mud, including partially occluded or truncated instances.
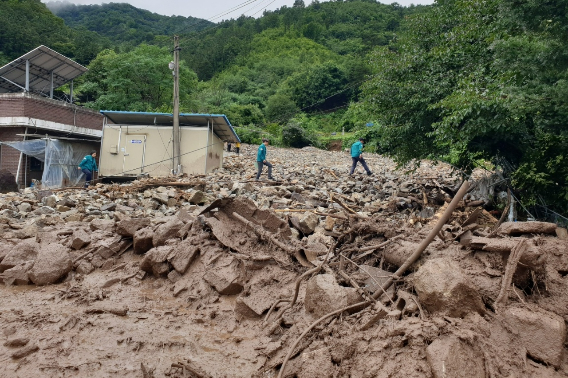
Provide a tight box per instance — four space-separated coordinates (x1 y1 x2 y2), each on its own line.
495 239 528 309
267 241 339 327
232 212 296 255
330 192 362 217
171 361 213 378
276 181 470 378
370 180 471 300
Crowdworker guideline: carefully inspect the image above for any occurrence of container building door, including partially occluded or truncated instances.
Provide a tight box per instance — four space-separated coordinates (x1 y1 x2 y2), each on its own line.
122 135 146 175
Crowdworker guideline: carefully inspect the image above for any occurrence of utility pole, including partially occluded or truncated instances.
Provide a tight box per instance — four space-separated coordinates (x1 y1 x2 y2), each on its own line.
172 35 181 174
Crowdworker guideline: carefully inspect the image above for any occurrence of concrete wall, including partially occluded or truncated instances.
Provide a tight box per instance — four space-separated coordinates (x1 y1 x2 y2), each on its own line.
100 125 224 177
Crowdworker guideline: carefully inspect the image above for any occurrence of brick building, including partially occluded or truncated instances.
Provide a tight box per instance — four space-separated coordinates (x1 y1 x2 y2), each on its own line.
0 46 103 188
0 93 103 187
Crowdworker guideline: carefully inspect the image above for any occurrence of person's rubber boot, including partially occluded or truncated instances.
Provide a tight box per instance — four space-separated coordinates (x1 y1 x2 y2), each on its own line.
367 172 373 176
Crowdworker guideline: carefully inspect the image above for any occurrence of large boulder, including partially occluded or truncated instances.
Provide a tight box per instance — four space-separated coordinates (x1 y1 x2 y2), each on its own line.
203 256 244 295
169 243 199 274
413 258 485 318
187 190 206 205
71 229 91 250
296 212 319 235
504 306 566 367
133 227 154 255
140 246 173 276
0 242 14 263
152 218 184 247
116 218 151 237
89 219 115 233
298 348 334 378
0 240 38 273
304 274 363 319
426 336 485 378
28 243 72 285
1 261 34 285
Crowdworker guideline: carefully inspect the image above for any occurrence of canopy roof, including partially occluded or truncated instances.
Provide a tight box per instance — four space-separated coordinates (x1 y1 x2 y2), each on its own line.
0 45 87 94
100 110 240 143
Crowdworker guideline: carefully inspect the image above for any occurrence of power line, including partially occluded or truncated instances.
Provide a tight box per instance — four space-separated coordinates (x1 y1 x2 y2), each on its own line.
175 0 265 36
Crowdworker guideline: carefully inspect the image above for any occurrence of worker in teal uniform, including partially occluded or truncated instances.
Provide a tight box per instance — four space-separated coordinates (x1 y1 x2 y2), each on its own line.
78 150 98 188
255 138 274 181
349 138 372 176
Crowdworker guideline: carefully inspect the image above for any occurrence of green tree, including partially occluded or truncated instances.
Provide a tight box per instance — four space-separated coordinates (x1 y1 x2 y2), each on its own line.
77 45 198 112
361 0 568 213
288 62 350 111
265 93 298 123
226 103 265 126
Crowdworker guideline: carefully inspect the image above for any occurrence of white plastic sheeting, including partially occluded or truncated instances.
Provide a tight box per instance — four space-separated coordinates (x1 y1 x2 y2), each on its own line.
3 139 94 189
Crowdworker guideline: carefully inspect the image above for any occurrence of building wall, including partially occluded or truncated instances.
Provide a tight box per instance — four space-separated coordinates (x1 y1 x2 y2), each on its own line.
0 93 103 131
0 127 25 185
0 93 103 187
205 126 223 172
100 125 224 177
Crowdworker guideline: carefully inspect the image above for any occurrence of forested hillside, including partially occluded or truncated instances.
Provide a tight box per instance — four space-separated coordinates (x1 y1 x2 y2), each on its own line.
0 0 107 65
47 2 213 45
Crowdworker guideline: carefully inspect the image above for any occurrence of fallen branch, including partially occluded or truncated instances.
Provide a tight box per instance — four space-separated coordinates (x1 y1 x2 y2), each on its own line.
270 266 322 326
276 300 369 378
171 361 213 378
264 299 290 324
495 239 527 309
338 270 376 303
270 241 337 327
349 234 405 260
370 181 470 300
340 254 394 305
72 250 93 264
489 188 511 236
232 212 296 255
314 211 348 220
331 193 358 215
326 169 338 179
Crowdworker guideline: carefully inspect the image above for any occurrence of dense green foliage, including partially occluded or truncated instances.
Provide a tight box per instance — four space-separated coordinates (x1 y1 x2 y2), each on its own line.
0 0 107 64
360 0 568 214
76 45 198 112
179 0 422 81
47 2 213 46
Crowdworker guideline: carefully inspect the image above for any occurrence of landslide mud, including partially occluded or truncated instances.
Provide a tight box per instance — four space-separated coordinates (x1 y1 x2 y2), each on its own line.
0 144 567 378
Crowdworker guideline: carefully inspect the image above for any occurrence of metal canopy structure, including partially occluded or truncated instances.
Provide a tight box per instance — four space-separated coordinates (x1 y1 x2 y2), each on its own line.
100 110 241 143
0 45 87 99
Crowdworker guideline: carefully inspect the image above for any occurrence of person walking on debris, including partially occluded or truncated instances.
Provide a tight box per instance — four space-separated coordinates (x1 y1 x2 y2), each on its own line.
78 150 98 188
350 138 373 176
227 142 232 152
235 142 241 155
256 138 275 181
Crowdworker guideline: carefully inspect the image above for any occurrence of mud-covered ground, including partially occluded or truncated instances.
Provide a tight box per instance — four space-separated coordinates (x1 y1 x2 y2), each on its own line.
0 145 567 378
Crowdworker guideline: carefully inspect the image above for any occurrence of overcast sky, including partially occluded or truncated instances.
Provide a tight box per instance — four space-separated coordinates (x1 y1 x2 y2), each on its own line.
44 0 434 21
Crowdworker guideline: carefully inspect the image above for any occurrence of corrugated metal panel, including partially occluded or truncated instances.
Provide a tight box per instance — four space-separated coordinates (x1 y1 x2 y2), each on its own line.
100 110 240 143
0 45 87 94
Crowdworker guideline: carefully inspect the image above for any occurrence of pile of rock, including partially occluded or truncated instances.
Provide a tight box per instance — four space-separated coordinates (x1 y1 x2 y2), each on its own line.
0 144 566 378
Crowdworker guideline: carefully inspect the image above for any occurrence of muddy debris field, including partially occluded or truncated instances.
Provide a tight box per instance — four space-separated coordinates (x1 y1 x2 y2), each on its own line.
0 144 567 378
